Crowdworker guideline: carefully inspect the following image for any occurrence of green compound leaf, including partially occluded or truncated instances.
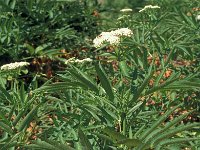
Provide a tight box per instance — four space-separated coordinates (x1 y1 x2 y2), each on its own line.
95 62 114 101
78 128 93 150
18 105 39 132
69 65 99 94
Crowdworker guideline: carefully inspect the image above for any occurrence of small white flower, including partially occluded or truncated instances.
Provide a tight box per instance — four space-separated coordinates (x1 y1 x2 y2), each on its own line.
196 15 200 21
139 5 160 13
65 57 93 64
107 35 121 45
120 8 133 12
112 87 117 93
0 62 30 70
93 28 133 48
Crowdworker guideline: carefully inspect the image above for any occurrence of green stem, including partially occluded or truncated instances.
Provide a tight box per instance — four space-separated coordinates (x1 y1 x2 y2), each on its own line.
122 119 126 136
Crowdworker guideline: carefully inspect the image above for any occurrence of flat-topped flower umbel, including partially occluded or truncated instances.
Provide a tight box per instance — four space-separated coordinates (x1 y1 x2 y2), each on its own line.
93 28 133 48
120 8 133 12
65 57 93 64
0 62 30 70
111 28 133 37
139 5 160 12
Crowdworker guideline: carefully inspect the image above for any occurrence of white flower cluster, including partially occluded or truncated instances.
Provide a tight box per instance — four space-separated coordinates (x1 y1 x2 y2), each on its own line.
120 8 133 12
93 28 133 48
139 5 160 13
0 62 30 70
65 57 93 64
111 28 133 37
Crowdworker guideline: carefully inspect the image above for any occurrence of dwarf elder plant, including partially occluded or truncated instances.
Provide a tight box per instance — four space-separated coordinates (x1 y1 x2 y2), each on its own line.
28 2 200 150
0 0 200 150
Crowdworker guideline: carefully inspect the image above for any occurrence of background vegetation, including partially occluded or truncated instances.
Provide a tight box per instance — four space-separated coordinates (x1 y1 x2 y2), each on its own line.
0 0 200 149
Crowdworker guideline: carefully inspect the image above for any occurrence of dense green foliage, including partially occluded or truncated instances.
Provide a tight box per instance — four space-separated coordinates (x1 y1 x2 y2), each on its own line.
0 0 99 62
0 0 200 149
